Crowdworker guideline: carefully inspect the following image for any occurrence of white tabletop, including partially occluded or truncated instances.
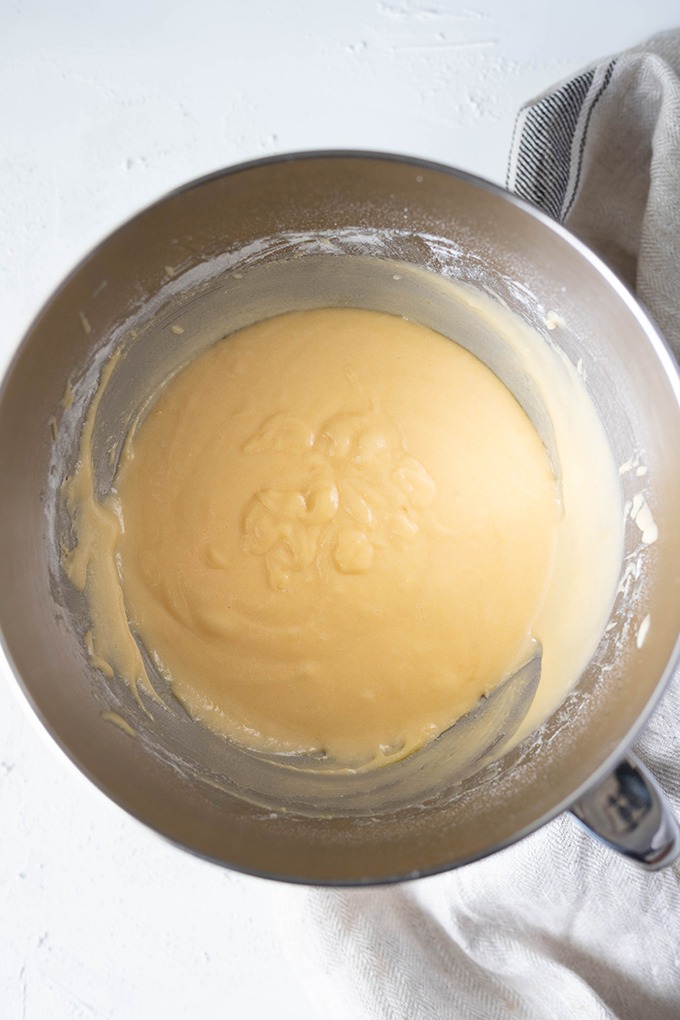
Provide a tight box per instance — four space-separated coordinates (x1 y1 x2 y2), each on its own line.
2 3 679 1017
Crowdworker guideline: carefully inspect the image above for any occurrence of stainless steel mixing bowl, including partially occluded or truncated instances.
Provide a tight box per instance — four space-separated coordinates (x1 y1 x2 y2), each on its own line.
1 152 679 883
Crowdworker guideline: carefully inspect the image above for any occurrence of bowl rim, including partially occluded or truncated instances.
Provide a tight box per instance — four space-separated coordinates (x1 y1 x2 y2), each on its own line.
2 148 680 884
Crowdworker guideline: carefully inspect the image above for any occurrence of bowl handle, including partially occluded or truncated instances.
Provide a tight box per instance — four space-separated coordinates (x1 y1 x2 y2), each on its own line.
569 754 680 870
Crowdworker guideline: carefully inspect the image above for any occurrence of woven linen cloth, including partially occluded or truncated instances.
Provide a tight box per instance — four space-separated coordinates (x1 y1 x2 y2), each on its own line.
272 30 680 1020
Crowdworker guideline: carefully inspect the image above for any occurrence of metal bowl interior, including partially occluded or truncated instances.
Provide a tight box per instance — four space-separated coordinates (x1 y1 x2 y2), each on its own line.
1 152 680 884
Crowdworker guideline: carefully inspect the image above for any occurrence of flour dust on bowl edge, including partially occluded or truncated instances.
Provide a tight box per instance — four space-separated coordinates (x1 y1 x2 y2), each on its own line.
0 152 679 883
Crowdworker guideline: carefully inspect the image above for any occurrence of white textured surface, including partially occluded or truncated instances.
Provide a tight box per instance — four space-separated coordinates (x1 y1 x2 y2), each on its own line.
1 2 679 1017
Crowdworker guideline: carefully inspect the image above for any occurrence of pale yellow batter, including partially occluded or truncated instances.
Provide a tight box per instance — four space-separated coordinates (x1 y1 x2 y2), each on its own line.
62 303 623 770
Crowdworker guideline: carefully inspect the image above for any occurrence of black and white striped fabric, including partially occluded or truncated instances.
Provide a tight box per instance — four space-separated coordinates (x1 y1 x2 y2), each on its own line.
276 31 680 1020
508 62 616 224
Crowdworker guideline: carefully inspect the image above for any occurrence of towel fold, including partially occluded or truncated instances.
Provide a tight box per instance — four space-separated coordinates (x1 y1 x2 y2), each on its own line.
507 29 680 354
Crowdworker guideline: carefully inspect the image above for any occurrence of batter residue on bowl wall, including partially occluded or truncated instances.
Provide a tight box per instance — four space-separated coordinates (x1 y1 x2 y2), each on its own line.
61 303 624 770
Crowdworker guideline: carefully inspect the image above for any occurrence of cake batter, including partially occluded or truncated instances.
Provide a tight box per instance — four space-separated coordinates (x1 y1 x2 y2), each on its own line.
62 305 623 769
